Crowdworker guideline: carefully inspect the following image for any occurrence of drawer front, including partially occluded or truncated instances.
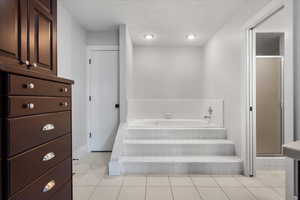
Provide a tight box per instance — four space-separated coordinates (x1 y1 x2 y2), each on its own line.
50 181 72 200
6 111 71 156
8 135 71 195
8 74 71 97
7 96 71 117
9 158 71 200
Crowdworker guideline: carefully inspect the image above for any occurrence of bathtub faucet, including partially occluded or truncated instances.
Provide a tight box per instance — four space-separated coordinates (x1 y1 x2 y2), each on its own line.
204 106 213 119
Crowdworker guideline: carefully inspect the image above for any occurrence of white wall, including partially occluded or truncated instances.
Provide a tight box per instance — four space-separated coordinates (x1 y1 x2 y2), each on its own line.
201 0 270 156
131 46 204 99
295 0 300 141
119 24 133 122
87 30 119 46
57 1 88 158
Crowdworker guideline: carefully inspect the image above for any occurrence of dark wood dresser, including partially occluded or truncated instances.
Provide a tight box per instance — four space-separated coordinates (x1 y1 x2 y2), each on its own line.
0 0 74 200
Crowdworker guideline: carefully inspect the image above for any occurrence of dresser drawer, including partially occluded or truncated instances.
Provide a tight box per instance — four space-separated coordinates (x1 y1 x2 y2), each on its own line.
50 181 72 200
7 135 71 196
7 96 71 117
6 111 71 156
8 74 71 97
9 158 71 200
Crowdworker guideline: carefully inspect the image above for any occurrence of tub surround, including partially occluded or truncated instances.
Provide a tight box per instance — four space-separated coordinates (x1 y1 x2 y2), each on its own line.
109 120 241 175
128 99 224 127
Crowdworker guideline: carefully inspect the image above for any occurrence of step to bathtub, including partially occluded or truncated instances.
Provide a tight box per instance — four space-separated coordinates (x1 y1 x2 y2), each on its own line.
123 139 235 156
119 156 242 175
126 128 227 140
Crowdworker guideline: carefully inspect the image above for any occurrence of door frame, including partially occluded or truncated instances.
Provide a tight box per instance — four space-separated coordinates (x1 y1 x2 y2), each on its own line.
242 0 294 198
86 45 120 152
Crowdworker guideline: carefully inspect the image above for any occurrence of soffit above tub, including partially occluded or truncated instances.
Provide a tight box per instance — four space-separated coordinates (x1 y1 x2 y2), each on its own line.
60 0 270 46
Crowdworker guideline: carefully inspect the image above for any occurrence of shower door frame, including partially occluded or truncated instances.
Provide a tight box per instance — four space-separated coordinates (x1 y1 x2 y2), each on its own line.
242 0 294 199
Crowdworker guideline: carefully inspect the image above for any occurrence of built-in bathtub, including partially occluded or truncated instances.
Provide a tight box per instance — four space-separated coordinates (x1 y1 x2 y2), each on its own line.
128 119 218 128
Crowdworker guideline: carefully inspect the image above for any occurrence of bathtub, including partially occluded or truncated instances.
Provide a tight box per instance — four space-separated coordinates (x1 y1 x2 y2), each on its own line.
127 119 218 128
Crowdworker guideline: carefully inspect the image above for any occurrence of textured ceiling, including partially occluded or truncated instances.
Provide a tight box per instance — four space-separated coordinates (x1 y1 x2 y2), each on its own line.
61 0 256 46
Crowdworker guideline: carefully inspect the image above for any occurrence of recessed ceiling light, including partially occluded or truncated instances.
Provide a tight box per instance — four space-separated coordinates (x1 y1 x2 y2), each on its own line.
186 33 197 40
144 34 155 40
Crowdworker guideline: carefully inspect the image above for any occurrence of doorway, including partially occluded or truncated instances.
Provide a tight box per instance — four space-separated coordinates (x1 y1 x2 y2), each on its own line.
88 48 120 151
256 32 284 157
256 56 283 156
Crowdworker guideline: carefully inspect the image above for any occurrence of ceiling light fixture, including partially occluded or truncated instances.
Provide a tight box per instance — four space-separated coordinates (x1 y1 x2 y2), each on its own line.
144 34 155 40
186 33 197 40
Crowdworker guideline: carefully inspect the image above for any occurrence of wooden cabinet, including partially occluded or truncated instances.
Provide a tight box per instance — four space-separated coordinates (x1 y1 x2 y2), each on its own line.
0 0 27 67
29 0 57 75
0 0 72 199
0 0 57 75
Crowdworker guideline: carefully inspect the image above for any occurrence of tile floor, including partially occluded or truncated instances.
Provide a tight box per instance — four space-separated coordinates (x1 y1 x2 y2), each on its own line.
73 153 286 200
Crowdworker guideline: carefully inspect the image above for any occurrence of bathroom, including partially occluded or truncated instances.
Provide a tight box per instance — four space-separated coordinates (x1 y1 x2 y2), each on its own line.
1 0 298 200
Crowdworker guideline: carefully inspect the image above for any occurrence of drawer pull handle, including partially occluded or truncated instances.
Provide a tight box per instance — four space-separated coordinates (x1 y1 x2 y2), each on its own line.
42 124 55 131
26 83 35 89
43 152 56 161
60 102 68 107
32 63 38 68
61 88 68 93
25 103 35 109
43 180 55 193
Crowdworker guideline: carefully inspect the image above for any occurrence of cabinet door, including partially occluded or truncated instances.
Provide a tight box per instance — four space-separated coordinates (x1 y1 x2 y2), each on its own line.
0 0 28 67
29 0 57 75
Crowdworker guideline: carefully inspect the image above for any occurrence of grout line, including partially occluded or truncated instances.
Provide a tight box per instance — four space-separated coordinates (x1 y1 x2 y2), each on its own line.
145 176 148 200
211 176 231 200
233 176 259 200
168 176 175 200
190 176 205 200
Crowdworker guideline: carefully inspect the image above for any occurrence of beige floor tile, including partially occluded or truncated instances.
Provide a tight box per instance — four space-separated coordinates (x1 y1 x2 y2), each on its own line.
147 176 170 186
197 187 229 200
146 186 173 200
248 187 282 200
89 186 121 200
223 187 256 200
257 175 285 187
73 163 91 174
191 177 218 187
123 176 147 186
172 186 201 200
272 187 285 199
118 186 146 200
73 186 96 200
213 177 243 187
73 172 103 186
235 176 265 187
169 176 193 186
99 175 124 186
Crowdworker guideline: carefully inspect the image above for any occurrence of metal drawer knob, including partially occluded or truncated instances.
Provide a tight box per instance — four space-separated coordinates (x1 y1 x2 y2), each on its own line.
60 102 68 107
25 60 30 66
32 63 38 68
42 152 56 161
43 180 55 193
26 103 35 109
61 88 68 93
42 124 55 131
26 83 35 89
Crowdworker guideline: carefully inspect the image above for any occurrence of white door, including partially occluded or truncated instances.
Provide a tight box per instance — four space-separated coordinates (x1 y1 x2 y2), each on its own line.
89 50 119 151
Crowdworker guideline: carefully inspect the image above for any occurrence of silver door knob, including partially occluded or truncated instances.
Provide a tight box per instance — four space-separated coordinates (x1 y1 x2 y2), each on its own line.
26 103 35 109
26 83 35 89
25 60 30 66
33 63 38 68
61 88 68 92
60 102 68 107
